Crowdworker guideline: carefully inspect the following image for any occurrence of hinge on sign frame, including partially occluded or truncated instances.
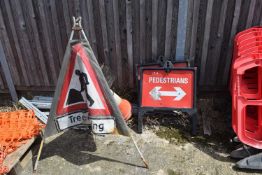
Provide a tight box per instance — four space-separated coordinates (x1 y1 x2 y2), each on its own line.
69 16 88 41
72 16 83 31
163 60 174 73
157 56 174 73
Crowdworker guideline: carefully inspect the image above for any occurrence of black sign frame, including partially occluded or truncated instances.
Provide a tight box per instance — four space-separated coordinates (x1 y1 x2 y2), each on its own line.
137 65 198 135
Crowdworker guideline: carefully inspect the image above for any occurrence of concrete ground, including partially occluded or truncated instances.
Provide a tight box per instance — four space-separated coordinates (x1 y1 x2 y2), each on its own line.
1 96 261 175
20 128 261 175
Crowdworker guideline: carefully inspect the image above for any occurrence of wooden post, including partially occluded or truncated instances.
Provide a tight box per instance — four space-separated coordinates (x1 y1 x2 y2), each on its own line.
0 40 18 102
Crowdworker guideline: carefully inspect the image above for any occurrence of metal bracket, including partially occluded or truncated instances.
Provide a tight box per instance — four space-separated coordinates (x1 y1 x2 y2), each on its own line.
72 16 83 31
156 56 174 73
69 16 88 41
163 60 174 73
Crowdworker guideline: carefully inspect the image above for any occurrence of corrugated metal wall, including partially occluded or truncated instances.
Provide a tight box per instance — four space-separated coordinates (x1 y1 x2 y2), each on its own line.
0 0 262 93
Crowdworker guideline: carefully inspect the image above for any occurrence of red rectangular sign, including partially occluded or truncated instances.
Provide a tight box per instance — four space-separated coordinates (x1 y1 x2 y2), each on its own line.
141 69 194 108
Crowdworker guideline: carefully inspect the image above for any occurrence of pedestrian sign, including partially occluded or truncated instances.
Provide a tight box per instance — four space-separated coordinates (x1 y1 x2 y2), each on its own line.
137 60 197 134
141 69 194 109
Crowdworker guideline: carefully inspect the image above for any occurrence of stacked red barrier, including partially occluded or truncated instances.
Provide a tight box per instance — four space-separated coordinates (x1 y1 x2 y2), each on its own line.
231 27 262 149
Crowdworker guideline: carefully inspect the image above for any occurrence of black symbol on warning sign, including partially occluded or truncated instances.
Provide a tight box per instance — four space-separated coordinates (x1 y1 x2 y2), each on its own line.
66 69 94 106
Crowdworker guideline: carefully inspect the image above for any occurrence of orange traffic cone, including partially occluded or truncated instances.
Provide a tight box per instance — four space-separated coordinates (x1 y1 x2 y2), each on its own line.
111 90 132 121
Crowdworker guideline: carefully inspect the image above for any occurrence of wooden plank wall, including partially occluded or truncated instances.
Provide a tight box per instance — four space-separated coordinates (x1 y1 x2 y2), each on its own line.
0 0 262 93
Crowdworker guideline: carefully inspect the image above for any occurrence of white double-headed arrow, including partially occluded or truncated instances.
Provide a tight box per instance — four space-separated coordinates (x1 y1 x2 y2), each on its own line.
149 86 186 101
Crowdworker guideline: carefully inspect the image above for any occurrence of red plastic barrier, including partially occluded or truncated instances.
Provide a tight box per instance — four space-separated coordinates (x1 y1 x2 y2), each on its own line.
231 27 262 149
232 58 262 134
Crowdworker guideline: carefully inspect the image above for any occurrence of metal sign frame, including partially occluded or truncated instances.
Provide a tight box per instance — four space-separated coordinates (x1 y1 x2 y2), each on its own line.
137 66 197 135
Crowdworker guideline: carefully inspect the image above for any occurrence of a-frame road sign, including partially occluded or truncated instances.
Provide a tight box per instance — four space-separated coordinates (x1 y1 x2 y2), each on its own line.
44 22 129 138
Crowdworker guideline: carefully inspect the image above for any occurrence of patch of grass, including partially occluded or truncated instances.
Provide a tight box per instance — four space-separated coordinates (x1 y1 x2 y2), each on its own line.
0 101 28 112
155 126 188 145
190 135 208 145
0 106 14 112
118 168 125 173
197 173 206 175
189 133 233 152
15 102 27 110
167 169 182 175
155 125 232 153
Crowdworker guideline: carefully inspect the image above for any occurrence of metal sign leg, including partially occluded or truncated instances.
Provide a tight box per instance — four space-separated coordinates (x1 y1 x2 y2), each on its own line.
190 112 197 135
137 110 145 133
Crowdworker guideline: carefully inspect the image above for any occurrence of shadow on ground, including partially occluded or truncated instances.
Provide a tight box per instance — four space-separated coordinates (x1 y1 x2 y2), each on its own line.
40 129 144 168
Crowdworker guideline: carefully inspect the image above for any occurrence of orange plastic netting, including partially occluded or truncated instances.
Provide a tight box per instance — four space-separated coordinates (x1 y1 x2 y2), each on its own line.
0 110 44 174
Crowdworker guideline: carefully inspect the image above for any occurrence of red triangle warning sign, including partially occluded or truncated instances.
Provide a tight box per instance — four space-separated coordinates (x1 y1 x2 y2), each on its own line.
48 43 114 132
57 43 111 117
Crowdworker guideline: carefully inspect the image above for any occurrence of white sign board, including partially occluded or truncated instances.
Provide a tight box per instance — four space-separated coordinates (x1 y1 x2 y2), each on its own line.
57 111 88 130
91 118 115 134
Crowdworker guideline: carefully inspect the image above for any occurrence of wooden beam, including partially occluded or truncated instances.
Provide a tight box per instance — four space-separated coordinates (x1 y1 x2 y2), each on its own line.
11 0 41 86
132 0 141 66
184 0 193 59
62 0 71 39
4 0 30 86
24 0 50 86
50 0 64 65
126 0 133 87
0 40 18 101
0 4 21 85
99 0 110 66
210 0 229 84
86 0 98 57
222 0 242 85
259 4 262 26
113 0 123 86
3 137 35 173
139 0 146 64
104 0 118 80
37 0 58 84
199 0 214 85
145 0 152 62
189 0 200 61
245 0 256 28
79 0 90 39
